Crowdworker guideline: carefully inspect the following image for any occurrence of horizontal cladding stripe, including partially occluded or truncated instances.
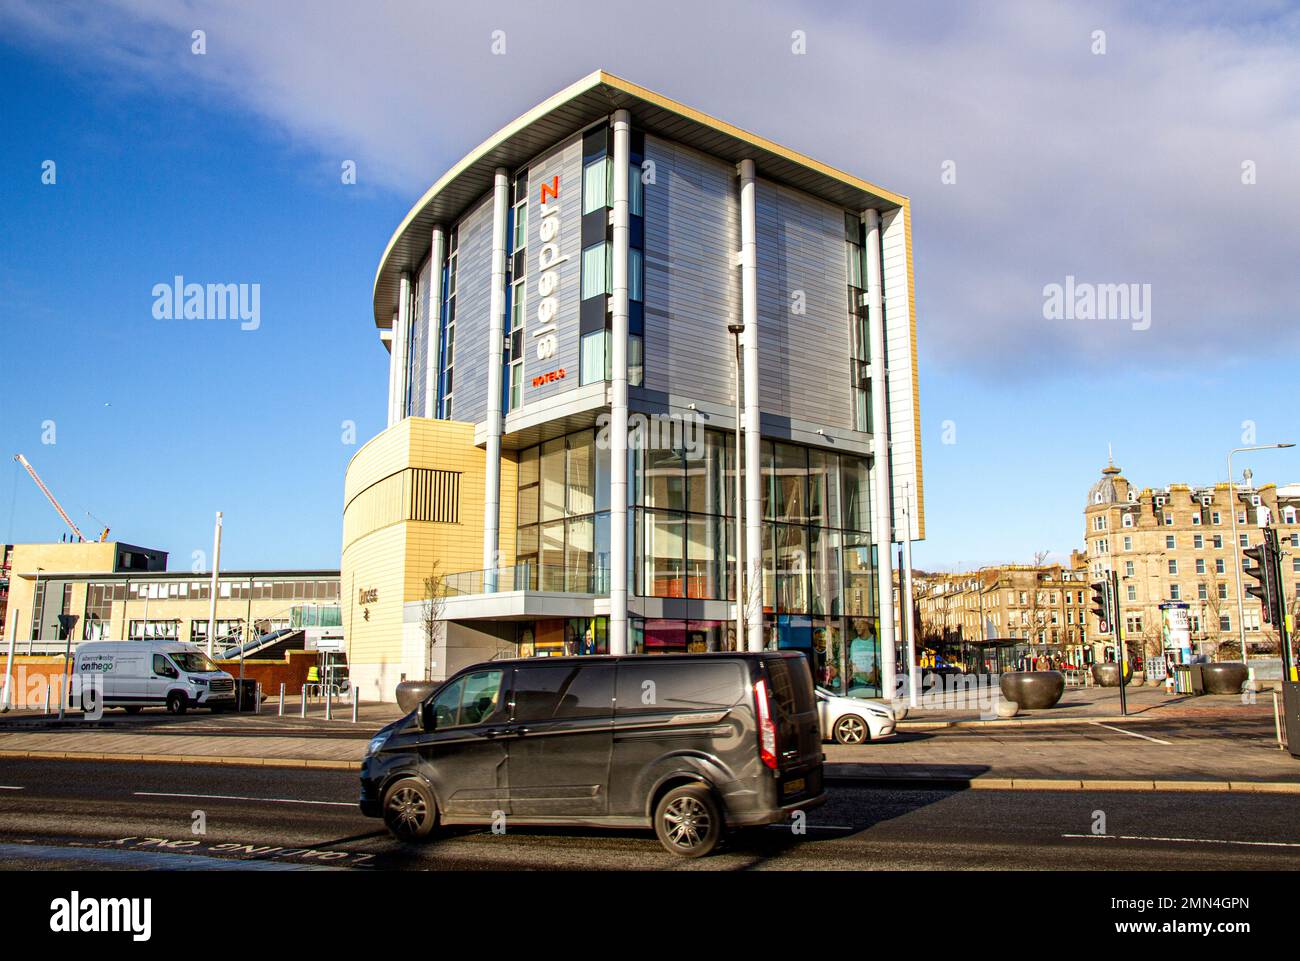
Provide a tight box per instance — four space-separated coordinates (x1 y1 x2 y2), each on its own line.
343 467 463 548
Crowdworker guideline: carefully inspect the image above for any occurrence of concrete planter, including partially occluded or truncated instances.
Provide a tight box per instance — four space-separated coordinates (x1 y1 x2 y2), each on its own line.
1202 662 1248 695
999 671 1065 709
395 679 440 714
1091 662 1132 687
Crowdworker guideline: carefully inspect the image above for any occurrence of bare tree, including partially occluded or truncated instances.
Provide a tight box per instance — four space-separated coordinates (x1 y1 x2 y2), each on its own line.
741 557 766 650
420 563 447 682
1198 567 1228 659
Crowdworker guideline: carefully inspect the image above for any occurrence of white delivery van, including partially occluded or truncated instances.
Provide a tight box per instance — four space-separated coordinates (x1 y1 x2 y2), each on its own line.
74 641 236 714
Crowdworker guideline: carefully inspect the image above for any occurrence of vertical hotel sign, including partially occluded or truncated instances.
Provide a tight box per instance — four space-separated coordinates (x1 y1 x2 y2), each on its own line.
532 175 567 382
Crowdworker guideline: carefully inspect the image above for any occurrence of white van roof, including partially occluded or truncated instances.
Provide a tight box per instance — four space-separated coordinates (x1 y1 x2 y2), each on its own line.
77 640 204 653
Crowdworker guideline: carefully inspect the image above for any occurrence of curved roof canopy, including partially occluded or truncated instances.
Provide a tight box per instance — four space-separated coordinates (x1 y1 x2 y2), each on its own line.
371 70 908 335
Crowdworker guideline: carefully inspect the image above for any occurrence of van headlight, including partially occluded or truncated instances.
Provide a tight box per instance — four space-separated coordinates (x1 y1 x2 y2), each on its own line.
366 735 387 758
190 677 208 686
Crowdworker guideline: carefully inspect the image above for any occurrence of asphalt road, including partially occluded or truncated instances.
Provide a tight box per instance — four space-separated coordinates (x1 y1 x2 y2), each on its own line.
1 758 1298 870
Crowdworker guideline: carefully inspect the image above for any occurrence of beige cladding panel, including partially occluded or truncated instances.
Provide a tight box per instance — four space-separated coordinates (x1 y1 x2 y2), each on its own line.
343 417 517 673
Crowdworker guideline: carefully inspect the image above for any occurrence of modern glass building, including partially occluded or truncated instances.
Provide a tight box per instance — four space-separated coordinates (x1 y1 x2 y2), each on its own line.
342 71 923 702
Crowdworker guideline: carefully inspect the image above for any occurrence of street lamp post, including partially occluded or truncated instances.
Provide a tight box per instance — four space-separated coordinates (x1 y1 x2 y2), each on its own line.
727 323 746 654
1228 443 1295 682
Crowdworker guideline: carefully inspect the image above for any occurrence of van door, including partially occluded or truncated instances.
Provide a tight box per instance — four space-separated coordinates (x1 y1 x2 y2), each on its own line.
608 659 748 817
762 654 824 805
112 653 147 703
148 653 180 703
416 668 511 819
505 662 614 816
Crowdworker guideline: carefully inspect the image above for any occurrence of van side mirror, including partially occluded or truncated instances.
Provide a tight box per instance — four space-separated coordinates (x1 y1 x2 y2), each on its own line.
417 701 436 732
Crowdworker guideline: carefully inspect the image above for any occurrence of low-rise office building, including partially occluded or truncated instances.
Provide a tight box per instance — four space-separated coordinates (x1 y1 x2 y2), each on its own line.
343 71 924 702
1 541 340 652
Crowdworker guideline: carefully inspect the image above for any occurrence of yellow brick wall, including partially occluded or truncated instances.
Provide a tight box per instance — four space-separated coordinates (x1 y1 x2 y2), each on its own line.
341 417 518 695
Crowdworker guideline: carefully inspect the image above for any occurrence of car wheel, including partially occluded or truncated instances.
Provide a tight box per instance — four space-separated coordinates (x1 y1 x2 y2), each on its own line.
123 706 143 715
654 783 723 858
833 714 869 745
165 692 188 715
382 778 438 842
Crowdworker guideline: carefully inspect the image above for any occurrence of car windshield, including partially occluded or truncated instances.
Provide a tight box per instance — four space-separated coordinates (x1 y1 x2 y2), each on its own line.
171 652 219 673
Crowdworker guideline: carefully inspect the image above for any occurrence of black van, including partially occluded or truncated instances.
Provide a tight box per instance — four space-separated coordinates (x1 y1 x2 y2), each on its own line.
359 652 825 857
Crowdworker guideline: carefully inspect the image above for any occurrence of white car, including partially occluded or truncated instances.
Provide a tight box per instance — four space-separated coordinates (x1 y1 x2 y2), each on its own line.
815 687 896 744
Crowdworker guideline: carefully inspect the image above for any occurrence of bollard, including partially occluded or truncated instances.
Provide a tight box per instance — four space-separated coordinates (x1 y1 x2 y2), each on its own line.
255 682 263 714
1274 690 1286 750
325 685 332 721
278 683 285 717
44 681 51 715
351 684 358 724
301 684 307 719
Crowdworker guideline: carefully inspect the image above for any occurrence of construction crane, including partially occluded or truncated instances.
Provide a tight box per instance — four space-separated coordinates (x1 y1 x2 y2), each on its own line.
13 454 108 543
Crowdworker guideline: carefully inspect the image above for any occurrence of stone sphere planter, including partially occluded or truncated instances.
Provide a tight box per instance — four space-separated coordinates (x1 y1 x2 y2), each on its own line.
1202 662 1248 695
395 679 440 714
999 671 1065 709
1092 662 1132 687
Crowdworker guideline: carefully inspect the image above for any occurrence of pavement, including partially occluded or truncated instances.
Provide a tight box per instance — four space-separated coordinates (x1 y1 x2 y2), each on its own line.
0 685 1294 790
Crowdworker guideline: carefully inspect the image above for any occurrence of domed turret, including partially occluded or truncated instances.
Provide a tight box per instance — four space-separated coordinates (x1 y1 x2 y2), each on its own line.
1087 453 1123 507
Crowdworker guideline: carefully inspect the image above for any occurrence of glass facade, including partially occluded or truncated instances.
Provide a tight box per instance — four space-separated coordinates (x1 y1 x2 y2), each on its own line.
632 429 734 601
578 123 644 388
504 169 528 412
508 424 881 690
516 428 611 593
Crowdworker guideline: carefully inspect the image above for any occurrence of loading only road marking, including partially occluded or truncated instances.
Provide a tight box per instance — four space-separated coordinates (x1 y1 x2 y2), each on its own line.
1090 722 1173 745
106 836 375 866
1063 833 1300 849
134 791 354 807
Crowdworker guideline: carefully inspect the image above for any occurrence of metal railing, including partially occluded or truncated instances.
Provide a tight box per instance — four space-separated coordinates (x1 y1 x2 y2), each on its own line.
440 562 610 597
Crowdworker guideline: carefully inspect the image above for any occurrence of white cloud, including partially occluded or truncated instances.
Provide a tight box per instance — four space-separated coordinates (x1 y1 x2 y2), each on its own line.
6 0 1298 377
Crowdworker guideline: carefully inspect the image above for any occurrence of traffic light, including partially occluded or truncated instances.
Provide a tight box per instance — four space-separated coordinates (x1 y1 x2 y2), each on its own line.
1243 533 1280 625
1090 581 1112 633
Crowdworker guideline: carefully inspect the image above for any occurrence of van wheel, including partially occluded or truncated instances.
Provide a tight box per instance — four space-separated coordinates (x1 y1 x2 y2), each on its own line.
123 706 143 715
383 778 438 842
654 784 722 858
165 692 188 715
833 714 869 745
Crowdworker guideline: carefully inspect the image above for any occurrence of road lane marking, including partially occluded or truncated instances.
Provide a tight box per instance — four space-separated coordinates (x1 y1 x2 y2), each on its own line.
1090 722 1172 745
0 787 24 791
135 791 354 807
1063 833 1300 849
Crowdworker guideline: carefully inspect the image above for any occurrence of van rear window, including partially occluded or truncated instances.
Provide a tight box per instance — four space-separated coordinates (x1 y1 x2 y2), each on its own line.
616 661 745 715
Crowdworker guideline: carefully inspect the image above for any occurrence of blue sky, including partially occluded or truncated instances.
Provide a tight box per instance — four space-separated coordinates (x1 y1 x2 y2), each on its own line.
2 0 1298 573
